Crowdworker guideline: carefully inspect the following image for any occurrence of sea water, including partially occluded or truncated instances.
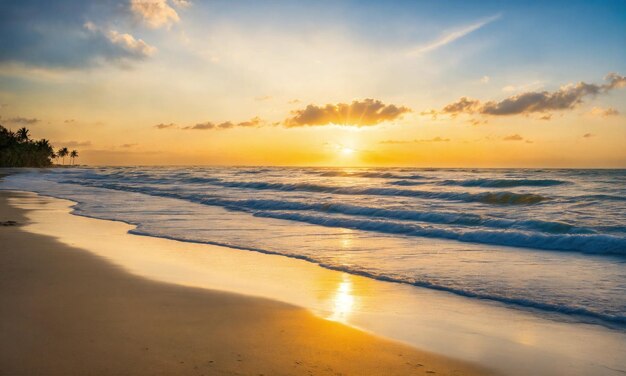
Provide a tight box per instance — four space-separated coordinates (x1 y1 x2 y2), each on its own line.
2 167 625 328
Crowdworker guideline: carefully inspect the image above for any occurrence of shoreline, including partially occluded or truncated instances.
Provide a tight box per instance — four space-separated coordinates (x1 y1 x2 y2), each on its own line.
2 185 626 375
0 190 491 375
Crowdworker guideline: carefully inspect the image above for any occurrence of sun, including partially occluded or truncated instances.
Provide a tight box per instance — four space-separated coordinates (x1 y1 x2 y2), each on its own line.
341 147 355 155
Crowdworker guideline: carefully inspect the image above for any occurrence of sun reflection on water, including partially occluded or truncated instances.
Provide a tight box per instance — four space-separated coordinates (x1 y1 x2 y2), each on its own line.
328 274 355 322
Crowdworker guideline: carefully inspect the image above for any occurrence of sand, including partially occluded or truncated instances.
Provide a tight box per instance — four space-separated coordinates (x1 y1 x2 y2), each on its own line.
0 190 492 376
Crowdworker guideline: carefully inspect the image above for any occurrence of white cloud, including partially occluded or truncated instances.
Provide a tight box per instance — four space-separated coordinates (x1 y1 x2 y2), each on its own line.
171 0 192 8
83 22 156 59
409 14 501 56
502 80 543 93
107 30 156 57
130 0 180 29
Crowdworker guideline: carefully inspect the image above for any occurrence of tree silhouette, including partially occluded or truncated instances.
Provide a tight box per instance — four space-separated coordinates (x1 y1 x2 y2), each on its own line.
16 127 30 142
58 147 69 165
0 125 55 167
70 150 78 166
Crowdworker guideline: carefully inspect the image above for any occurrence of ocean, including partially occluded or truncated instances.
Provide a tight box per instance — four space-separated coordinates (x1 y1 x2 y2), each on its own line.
2 167 625 328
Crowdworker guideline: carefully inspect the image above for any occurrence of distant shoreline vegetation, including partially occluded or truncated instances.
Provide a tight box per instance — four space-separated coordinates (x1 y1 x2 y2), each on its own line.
0 124 79 167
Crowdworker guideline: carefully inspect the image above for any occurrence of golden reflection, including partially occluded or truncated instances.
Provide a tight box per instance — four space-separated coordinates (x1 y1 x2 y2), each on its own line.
328 274 355 322
340 228 354 250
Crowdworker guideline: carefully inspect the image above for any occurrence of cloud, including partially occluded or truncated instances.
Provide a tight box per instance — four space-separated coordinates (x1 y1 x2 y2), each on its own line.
409 14 501 56
468 118 488 126
0 1 156 69
0 115 40 125
284 99 410 127
105 30 156 57
130 0 181 29
171 0 191 8
184 117 263 130
421 136 450 142
583 133 595 138
255 95 272 101
187 122 215 130
589 106 619 117
503 134 524 141
288 99 301 104
480 76 490 84
83 23 156 59
51 140 92 148
120 143 138 148
502 80 544 93
605 72 626 89
154 122 177 129
235 117 263 128
1 116 40 125
64 119 75 123
380 137 450 144
427 73 626 118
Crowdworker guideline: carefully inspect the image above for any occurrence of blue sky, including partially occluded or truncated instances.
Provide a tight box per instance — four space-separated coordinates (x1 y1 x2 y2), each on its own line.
0 0 625 166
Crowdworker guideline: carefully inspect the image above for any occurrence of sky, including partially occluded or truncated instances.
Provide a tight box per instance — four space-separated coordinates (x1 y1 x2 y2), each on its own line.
0 0 625 167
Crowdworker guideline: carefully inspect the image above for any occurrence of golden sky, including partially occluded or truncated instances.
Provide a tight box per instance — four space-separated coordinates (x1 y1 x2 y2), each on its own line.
1 0 625 167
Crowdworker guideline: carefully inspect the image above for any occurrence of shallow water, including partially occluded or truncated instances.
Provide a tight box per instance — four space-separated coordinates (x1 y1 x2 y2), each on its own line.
2 167 625 327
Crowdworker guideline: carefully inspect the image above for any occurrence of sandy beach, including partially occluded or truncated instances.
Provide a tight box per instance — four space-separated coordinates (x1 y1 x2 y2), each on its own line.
0 190 491 376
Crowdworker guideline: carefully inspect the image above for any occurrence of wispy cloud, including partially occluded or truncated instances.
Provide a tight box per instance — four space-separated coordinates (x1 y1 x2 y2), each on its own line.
409 14 501 56
106 30 157 57
0 116 39 125
154 123 177 129
503 134 524 141
588 107 619 117
51 140 92 148
380 137 450 144
183 117 264 130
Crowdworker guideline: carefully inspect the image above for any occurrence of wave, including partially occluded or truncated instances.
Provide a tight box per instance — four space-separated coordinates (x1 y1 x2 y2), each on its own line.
197 197 590 234
440 178 567 188
52 180 592 237
320 265 626 326
208 180 548 205
125 227 626 326
251 211 626 256
235 168 274 175
5 170 626 328
578 194 626 202
57 179 598 237
387 180 427 186
313 171 427 180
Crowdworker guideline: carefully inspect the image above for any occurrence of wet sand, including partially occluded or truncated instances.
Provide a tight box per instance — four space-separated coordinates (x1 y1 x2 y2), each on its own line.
0 190 491 375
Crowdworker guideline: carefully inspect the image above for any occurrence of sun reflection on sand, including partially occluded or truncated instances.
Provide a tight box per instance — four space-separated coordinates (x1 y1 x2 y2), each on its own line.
328 274 355 322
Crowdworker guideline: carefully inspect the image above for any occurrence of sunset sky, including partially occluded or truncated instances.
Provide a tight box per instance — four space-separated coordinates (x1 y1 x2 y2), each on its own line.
1 0 625 167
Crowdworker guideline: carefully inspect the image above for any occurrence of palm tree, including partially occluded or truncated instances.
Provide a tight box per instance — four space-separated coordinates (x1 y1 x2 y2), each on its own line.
70 150 78 166
16 127 30 142
36 139 55 165
58 147 69 165
1 125 56 167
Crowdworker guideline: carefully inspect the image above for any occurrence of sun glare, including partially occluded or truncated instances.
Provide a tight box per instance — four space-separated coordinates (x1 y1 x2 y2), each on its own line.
341 147 354 155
